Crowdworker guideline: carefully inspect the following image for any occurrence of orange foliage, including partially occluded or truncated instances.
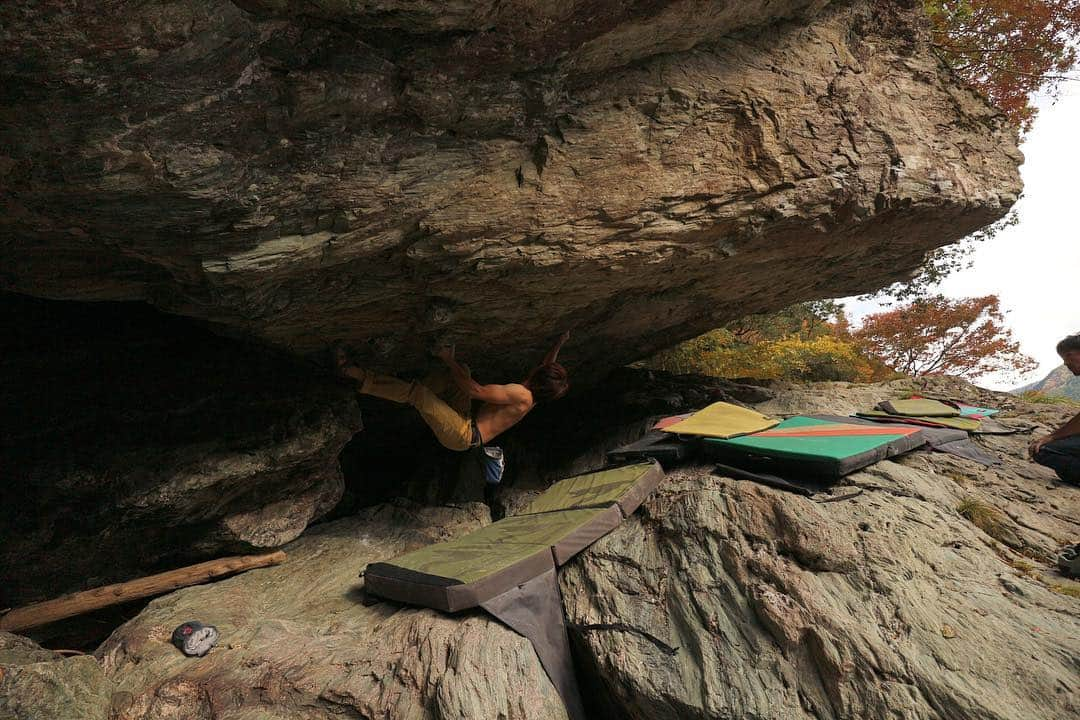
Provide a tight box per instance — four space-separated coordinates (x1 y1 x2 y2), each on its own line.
851 295 1037 379
926 0 1080 130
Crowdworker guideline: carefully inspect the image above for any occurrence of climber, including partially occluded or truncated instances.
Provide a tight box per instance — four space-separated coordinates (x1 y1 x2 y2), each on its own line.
334 332 570 452
1028 333 1080 486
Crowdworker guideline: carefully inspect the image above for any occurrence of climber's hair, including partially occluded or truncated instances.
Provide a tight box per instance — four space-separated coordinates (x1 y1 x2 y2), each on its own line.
1057 334 1080 356
526 362 569 403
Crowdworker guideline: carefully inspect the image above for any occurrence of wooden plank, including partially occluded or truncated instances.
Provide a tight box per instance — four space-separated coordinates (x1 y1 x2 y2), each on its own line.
0 550 286 632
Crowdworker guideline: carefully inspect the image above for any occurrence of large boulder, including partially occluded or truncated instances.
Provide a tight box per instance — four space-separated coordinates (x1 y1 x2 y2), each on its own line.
0 293 361 610
561 380 1080 719
95 501 568 720
0 0 1021 380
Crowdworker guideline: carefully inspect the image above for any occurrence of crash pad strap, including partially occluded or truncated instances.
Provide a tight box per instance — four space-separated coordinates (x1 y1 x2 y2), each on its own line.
712 463 816 496
481 569 586 720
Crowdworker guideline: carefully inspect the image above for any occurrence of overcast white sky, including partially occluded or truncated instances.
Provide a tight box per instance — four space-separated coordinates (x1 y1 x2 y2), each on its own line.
845 72 1080 391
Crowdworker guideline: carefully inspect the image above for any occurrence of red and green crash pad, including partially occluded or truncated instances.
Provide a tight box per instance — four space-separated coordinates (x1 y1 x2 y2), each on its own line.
659 401 778 438
704 416 925 479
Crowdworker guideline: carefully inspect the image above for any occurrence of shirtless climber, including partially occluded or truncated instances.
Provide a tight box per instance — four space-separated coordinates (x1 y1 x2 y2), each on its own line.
1028 333 1080 486
334 332 570 452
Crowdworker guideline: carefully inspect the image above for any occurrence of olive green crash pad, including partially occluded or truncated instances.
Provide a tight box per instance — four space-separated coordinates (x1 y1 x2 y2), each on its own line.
876 398 960 417
362 461 664 720
659 401 778 439
363 460 665 612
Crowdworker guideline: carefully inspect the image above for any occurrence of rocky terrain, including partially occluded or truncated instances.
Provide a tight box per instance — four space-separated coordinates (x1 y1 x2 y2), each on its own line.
3 377 1077 720
2 1 1066 718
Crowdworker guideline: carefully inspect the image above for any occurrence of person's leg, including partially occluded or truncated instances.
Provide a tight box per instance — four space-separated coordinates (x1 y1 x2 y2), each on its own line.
1034 435 1080 485
357 371 474 451
420 365 473 417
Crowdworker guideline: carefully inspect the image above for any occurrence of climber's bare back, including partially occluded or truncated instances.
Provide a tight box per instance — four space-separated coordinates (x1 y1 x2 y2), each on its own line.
473 383 534 443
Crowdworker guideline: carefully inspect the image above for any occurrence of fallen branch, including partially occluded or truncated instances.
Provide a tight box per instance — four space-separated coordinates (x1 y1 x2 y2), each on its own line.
0 551 286 632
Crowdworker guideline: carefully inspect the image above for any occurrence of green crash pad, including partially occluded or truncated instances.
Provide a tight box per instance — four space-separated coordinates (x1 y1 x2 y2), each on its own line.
363 461 665 612
659 401 778 439
522 461 668 516
876 398 959 417
856 410 982 432
704 416 925 478
957 403 999 417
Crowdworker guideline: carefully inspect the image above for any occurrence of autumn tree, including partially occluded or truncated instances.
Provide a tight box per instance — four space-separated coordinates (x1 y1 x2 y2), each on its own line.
851 295 1037 379
725 300 846 343
646 301 896 383
926 0 1080 130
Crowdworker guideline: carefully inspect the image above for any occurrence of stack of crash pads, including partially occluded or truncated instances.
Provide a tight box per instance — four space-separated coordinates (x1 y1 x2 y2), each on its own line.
705 415 926 481
363 460 666 720
857 397 984 431
854 396 1005 465
606 402 777 466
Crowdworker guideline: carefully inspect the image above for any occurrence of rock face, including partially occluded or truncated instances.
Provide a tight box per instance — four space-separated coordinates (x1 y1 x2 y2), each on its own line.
561 378 1080 720
0 0 1021 380
0 632 114 720
94 501 568 720
0 293 361 610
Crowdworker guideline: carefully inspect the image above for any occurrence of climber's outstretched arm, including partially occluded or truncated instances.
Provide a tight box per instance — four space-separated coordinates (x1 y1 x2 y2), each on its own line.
542 330 570 366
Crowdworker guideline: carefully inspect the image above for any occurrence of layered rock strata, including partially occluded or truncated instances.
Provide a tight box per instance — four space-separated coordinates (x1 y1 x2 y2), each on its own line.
0 0 1021 380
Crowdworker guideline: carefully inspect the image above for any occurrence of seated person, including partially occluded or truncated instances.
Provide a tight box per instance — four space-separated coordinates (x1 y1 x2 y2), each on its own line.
1029 333 1080 486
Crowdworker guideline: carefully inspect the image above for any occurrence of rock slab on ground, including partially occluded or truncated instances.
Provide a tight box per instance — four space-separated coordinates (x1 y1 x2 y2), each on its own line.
561 379 1079 720
93 501 568 720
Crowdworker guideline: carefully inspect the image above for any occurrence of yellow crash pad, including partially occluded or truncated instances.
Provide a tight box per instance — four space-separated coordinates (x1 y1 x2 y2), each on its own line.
659 401 778 439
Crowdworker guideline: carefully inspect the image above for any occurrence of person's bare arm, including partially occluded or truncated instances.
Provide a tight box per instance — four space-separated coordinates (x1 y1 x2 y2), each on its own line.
1030 410 1080 457
542 331 570 365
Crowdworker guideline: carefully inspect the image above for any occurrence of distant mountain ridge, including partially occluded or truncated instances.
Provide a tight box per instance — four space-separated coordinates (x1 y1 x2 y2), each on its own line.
1015 365 1080 400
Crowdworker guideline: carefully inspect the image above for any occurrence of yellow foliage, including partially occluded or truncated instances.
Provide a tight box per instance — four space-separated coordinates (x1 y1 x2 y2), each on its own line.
647 332 889 383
